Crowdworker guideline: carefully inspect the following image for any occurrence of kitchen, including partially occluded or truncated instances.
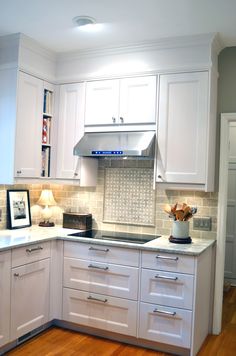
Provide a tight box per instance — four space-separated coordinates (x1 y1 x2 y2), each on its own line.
0 1 235 355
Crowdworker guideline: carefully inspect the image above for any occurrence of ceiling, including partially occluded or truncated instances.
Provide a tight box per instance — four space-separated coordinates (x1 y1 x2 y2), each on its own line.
0 0 235 53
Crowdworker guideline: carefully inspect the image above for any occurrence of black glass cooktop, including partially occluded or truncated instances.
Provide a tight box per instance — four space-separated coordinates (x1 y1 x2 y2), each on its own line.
67 229 160 244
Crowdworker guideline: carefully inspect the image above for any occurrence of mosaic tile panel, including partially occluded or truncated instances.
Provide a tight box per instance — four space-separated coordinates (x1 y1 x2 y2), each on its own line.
103 168 155 226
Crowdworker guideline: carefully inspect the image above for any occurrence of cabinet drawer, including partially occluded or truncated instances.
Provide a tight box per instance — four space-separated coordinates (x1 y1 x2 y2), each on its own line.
64 241 139 267
64 257 138 300
141 269 194 309
141 251 195 274
139 302 192 348
63 288 137 337
12 241 51 267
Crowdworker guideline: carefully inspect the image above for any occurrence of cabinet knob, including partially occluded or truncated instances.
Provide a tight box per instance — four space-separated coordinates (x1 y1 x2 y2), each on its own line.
120 117 124 123
112 117 116 123
16 170 22 174
74 173 78 176
157 174 164 181
14 273 19 277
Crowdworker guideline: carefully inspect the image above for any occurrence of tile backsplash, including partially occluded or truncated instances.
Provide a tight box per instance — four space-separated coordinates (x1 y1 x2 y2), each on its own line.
0 161 218 239
103 168 155 226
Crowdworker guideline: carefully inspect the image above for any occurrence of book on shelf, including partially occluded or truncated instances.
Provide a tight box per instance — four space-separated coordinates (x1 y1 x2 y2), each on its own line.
42 117 51 144
43 90 53 115
41 146 50 177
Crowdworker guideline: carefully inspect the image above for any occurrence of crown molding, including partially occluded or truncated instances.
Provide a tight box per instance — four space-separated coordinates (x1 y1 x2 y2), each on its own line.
57 33 218 62
19 33 57 62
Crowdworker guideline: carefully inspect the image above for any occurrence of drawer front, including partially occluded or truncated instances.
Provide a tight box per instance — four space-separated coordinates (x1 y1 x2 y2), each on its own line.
141 251 195 274
63 288 137 337
64 257 139 300
64 241 139 267
12 242 51 267
139 302 192 348
141 269 194 309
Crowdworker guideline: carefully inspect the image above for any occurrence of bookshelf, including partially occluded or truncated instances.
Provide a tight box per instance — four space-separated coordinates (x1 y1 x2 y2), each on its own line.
41 88 53 177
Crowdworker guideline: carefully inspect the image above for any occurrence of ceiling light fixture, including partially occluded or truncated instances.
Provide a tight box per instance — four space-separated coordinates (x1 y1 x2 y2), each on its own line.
73 16 96 28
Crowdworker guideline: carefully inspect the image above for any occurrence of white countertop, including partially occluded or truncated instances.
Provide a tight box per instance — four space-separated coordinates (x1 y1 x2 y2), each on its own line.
0 226 215 256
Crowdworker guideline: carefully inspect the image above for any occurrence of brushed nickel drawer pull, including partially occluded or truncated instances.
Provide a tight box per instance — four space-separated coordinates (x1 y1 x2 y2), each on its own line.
87 296 108 303
88 264 109 271
153 309 176 316
26 246 43 253
156 255 178 261
14 273 19 277
155 274 178 281
89 246 109 252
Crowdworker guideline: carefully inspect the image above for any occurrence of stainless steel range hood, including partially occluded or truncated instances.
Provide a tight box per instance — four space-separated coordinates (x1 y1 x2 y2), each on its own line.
73 131 155 158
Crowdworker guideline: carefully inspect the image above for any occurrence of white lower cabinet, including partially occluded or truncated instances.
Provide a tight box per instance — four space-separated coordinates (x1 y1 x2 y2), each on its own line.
0 251 11 347
11 258 50 339
139 302 192 348
62 242 139 337
139 251 195 349
63 288 137 336
0 240 213 356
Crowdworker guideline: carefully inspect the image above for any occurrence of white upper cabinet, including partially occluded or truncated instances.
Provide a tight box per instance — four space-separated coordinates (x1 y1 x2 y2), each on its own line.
156 71 209 187
84 79 119 126
119 76 156 125
56 83 84 179
56 83 98 185
84 76 156 129
14 72 43 178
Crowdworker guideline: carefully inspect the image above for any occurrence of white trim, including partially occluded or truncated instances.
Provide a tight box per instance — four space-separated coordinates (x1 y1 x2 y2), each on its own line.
213 113 236 334
57 33 220 61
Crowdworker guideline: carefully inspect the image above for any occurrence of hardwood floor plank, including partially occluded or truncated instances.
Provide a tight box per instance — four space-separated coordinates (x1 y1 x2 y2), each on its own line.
6 327 169 356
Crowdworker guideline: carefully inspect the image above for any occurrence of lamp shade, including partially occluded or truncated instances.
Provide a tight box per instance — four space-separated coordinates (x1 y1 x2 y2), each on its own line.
37 189 57 206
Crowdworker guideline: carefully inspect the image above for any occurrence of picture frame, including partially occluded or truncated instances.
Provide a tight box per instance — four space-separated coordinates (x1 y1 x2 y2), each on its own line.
7 190 31 229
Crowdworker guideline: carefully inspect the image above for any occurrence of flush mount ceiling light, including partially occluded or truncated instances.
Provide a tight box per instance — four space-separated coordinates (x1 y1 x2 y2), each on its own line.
73 16 96 28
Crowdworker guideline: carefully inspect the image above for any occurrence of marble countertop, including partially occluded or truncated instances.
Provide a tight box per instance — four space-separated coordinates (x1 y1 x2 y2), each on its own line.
0 226 215 256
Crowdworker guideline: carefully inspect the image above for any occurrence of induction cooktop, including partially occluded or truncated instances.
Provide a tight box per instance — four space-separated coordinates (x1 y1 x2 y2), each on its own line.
67 229 160 244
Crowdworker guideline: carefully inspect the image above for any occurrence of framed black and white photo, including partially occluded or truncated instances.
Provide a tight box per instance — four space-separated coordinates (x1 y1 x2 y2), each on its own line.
7 190 31 229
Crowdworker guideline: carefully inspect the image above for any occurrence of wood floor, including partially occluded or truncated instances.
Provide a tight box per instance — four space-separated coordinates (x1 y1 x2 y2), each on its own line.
5 287 236 356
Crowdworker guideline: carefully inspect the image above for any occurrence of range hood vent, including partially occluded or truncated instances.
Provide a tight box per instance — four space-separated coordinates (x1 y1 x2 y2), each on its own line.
74 131 155 159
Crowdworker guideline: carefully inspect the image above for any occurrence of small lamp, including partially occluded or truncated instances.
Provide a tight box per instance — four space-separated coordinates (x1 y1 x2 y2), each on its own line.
37 189 57 227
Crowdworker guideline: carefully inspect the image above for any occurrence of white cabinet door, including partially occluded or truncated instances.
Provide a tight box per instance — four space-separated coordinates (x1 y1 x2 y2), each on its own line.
11 259 50 339
56 83 85 179
0 251 11 347
84 76 156 128
56 83 97 186
63 257 139 300
119 76 156 125
15 71 43 178
156 72 208 184
84 80 119 126
63 288 137 337
139 302 192 348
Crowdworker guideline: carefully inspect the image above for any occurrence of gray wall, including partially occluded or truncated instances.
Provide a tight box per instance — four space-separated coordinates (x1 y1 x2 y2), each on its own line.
214 47 236 189
218 47 236 114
